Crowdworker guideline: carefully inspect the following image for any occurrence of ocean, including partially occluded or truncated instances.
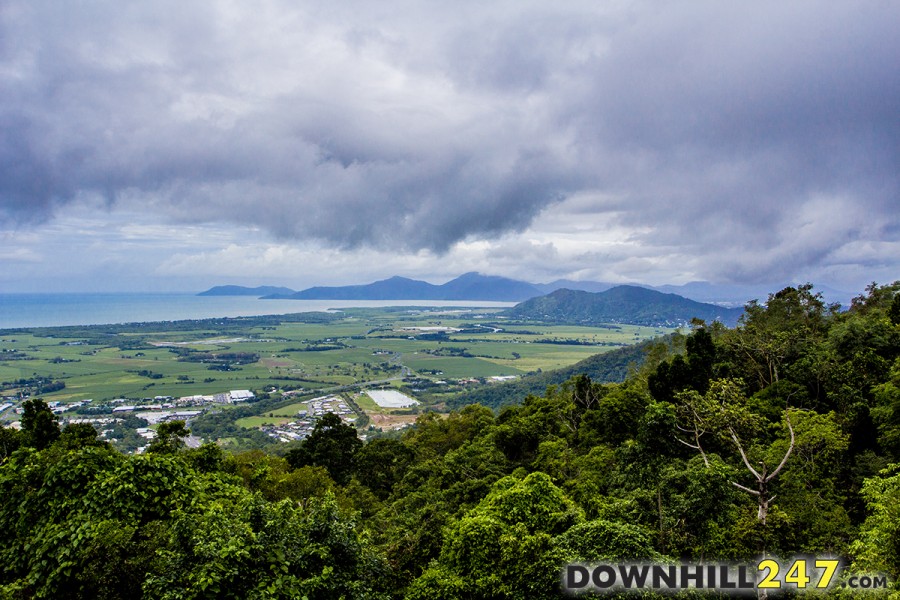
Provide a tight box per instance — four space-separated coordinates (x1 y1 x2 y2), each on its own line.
0 293 515 329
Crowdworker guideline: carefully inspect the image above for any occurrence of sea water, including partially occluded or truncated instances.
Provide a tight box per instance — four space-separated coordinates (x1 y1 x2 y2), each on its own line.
0 293 515 329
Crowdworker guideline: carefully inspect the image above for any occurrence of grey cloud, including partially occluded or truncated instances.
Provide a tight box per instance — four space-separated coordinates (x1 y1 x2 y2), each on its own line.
552 3 900 282
1 0 898 285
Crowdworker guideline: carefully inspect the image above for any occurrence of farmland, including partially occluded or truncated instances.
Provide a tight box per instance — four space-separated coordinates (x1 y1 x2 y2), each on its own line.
0 307 671 447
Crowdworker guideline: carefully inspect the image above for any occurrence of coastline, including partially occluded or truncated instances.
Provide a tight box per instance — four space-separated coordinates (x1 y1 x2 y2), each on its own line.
0 293 516 329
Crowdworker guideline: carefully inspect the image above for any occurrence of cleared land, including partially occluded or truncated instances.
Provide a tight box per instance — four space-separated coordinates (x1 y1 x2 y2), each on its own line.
1 307 672 444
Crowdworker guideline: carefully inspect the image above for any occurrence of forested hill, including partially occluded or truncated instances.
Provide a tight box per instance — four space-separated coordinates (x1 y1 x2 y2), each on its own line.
505 285 743 327
449 338 656 410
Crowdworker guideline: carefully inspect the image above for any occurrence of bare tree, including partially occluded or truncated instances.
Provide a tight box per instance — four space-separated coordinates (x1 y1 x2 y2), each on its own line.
674 380 796 525
674 390 711 468
729 414 795 525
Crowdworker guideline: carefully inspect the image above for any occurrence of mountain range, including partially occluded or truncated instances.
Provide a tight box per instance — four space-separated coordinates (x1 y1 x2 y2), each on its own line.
268 272 543 302
198 273 851 307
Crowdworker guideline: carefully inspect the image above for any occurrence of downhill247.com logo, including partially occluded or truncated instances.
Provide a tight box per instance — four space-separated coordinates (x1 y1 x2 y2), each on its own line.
563 558 889 594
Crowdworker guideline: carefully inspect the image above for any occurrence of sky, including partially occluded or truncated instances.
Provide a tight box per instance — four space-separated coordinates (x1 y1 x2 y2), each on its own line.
1 1 898 295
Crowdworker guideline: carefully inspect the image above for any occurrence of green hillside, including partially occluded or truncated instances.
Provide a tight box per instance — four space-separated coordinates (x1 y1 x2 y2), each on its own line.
506 285 743 327
449 337 658 410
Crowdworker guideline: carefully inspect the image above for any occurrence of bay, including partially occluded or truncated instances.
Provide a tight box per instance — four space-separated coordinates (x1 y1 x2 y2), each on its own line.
0 293 515 329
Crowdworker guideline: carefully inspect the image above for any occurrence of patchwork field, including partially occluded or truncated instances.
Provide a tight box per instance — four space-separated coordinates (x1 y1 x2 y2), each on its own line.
1 307 672 443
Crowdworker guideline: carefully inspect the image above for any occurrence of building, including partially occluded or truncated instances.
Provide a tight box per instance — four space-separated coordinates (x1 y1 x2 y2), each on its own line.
229 390 255 403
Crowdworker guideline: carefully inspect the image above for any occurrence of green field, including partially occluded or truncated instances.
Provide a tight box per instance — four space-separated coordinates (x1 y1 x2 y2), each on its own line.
1 308 672 419
235 416 292 428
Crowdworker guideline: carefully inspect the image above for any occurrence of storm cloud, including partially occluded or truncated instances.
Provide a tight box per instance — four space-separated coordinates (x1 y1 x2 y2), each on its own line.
1 0 898 287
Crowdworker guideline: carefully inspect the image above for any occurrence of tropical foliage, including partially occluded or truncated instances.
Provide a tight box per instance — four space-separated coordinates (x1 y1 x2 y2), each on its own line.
2 282 900 598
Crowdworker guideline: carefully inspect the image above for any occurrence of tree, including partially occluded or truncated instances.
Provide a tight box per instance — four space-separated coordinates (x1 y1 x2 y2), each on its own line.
403 404 495 458
723 284 832 393
872 362 900 460
0 441 388 598
57 422 106 450
570 374 598 411
890 293 900 326
183 442 225 473
20 398 60 450
144 492 391 599
556 518 662 562
852 465 900 579
353 438 414 500
146 420 190 454
227 449 335 501
769 409 852 554
728 413 794 527
408 473 581 599
674 380 795 527
648 326 717 403
285 412 361 485
576 382 648 448
0 426 23 462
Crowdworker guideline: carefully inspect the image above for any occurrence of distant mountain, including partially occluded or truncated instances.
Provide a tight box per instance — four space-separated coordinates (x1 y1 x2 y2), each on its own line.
534 279 619 294
505 285 744 327
435 272 544 301
287 276 438 300
651 282 771 307
280 273 544 302
653 281 853 308
201 276 851 309
535 280 773 307
198 285 296 297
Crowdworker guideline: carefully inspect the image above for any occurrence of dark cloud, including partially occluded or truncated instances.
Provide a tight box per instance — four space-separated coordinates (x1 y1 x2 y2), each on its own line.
0 0 897 284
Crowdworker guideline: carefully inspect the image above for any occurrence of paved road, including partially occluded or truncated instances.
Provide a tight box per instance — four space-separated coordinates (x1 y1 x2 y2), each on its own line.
282 351 412 396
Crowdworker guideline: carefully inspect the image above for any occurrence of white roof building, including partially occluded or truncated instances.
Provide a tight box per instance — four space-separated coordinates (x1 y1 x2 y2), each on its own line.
229 390 255 402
